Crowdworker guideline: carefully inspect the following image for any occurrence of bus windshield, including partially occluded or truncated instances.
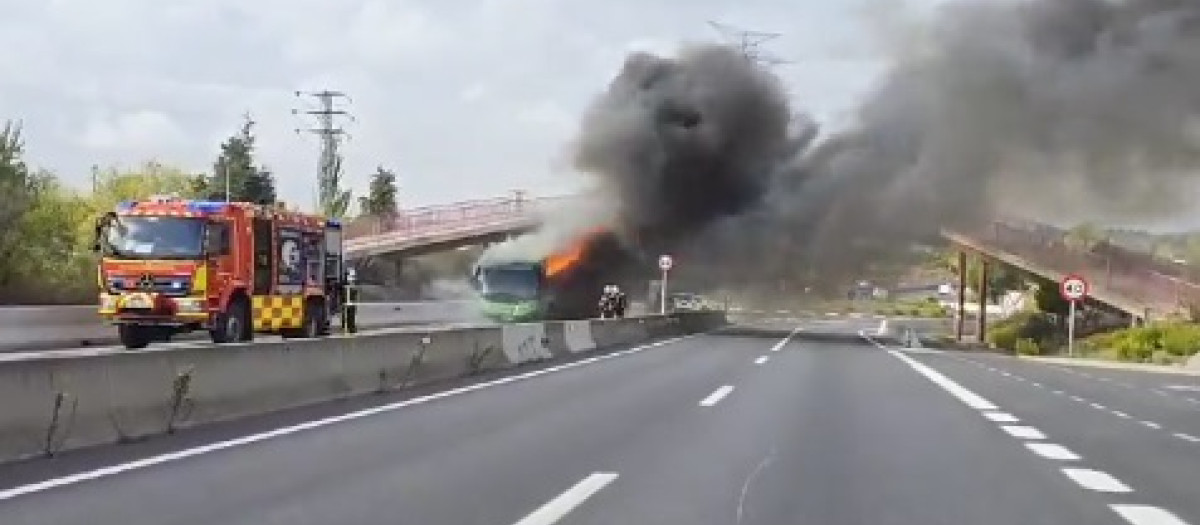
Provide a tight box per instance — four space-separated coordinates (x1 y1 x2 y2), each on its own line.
103 216 205 259
478 265 541 302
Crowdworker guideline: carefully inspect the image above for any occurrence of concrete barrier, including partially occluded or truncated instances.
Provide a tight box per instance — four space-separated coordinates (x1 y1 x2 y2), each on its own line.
0 311 726 464
0 301 478 353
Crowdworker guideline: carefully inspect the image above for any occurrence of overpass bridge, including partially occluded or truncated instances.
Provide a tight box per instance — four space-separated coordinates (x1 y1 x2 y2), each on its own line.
943 219 1200 340
341 192 1200 330
342 193 574 259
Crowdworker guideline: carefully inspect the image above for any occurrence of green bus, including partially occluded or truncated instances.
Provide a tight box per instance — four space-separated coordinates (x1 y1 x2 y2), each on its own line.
471 261 550 323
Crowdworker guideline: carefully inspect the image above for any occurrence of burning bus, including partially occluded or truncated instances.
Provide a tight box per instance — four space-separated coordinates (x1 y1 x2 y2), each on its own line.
470 229 639 322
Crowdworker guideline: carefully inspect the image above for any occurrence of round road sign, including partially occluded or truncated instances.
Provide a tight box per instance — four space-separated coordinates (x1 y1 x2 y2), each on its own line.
1060 274 1089 302
659 255 674 271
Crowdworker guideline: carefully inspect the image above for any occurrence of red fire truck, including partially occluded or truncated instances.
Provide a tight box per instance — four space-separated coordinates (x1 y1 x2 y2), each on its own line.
92 196 347 349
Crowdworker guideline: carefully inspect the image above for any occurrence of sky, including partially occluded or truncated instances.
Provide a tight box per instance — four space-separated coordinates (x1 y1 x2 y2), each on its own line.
0 0 923 211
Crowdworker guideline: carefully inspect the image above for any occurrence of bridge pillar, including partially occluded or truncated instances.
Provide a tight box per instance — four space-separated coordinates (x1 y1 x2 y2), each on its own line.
977 258 989 344
956 250 967 342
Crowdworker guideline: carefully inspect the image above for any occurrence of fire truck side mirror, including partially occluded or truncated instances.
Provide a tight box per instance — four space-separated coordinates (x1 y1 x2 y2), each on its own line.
92 213 116 253
204 222 231 256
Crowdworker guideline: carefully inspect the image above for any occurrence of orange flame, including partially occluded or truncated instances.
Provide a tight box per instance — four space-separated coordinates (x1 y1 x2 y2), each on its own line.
545 229 607 278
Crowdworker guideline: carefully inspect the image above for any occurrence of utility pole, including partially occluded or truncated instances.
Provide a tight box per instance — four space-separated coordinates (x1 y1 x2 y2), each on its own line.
708 21 790 67
293 90 355 216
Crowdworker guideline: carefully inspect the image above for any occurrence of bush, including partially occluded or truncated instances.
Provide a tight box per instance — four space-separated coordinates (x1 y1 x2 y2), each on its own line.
989 324 1020 351
1015 338 1040 356
988 311 1057 352
1082 322 1200 363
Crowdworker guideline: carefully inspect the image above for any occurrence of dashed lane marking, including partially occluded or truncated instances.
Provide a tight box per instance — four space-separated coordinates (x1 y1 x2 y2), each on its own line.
1109 505 1190 525
1061 468 1132 493
699 385 734 407
1026 443 1081 461
753 356 769 365
1000 425 1047 440
982 411 1020 423
513 472 618 525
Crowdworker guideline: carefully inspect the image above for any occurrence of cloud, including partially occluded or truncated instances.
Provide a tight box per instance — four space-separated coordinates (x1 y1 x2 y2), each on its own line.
0 0 879 209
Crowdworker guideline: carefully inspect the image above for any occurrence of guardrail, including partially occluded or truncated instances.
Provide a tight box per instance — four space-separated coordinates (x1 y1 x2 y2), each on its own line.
951 220 1200 319
0 311 727 463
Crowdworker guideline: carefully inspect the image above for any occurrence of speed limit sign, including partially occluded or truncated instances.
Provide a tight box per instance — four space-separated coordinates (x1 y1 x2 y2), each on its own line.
1060 274 1089 302
659 255 673 271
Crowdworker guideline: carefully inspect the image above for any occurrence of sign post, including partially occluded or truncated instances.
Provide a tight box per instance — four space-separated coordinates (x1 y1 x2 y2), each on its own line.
658 255 673 315
1060 274 1089 357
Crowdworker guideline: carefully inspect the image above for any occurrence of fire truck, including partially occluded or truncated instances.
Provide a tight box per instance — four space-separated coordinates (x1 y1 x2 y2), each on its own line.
92 196 347 349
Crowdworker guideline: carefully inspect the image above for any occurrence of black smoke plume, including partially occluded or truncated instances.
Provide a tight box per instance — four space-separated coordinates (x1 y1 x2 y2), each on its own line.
562 0 1200 294
479 0 1200 300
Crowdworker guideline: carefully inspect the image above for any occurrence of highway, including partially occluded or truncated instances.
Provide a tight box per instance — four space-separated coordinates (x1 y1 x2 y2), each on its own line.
0 319 1195 525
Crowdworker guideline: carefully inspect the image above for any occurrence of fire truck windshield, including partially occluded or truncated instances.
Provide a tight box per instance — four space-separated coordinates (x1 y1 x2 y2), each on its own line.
103 216 205 259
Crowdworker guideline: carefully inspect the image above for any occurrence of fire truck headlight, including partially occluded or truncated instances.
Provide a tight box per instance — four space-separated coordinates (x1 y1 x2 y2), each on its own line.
175 298 205 313
99 294 118 312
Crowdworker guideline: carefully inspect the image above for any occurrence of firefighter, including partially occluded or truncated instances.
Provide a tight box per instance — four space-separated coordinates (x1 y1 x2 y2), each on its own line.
598 284 627 319
614 286 628 318
598 285 617 319
343 267 359 334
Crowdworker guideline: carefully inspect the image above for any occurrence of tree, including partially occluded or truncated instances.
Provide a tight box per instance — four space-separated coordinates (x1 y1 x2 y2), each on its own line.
358 165 398 217
1066 222 1104 251
205 114 276 204
0 121 38 288
320 155 351 218
1033 276 1070 316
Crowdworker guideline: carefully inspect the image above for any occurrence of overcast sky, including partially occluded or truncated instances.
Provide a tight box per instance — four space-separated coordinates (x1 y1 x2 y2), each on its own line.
0 0 933 211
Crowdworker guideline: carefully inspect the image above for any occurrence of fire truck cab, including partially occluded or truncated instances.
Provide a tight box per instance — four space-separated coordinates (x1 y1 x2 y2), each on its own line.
93 196 347 349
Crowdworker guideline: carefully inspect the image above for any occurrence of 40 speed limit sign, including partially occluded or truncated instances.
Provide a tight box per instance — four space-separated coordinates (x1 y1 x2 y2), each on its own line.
1059 274 1089 302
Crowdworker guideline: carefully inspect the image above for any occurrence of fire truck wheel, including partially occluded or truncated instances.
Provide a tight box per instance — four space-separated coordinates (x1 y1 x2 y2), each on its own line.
211 297 249 344
118 325 152 349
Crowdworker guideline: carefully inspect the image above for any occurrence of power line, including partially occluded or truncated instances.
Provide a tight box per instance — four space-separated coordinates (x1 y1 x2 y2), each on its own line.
707 21 791 67
293 90 356 214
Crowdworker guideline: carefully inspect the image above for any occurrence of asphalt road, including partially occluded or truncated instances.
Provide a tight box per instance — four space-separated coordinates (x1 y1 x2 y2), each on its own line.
0 320 1193 525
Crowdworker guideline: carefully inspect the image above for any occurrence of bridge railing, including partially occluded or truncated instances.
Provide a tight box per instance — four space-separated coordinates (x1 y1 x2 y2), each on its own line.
343 195 537 242
963 220 1200 319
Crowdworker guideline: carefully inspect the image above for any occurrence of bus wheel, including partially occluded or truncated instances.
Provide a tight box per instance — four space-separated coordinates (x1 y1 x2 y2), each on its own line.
118 325 152 349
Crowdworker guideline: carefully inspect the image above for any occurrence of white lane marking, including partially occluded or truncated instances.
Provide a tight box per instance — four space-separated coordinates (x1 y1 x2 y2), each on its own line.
0 333 701 502
983 411 1020 423
1071 395 1087 403
1001 425 1047 440
700 385 735 407
1141 421 1163 429
1000 371 1013 377
1030 382 1043 388
1110 504 1190 525
1111 410 1132 419
754 356 769 365
1091 403 1107 410
513 472 618 525
1165 385 1200 392
770 326 803 352
861 334 997 410
1061 468 1133 493
1026 443 1081 461
1173 433 1200 443
1051 390 1065 395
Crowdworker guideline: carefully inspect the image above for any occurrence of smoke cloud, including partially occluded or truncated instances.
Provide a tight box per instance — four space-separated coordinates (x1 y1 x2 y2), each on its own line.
485 0 1200 295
